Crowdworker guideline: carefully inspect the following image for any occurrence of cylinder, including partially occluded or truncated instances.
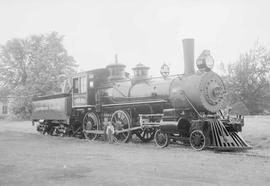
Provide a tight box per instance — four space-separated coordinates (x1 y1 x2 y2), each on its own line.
182 39 195 75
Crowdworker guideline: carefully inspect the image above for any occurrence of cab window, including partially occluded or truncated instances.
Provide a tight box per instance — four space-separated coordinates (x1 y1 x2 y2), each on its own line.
73 76 87 94
73 78 79 93
80 76 86 93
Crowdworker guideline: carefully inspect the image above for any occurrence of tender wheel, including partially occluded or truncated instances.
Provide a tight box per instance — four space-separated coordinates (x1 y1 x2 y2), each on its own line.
111 110 131 143
190 130 206 150
154 129 169 148
82 112 100 140
136 128 155 142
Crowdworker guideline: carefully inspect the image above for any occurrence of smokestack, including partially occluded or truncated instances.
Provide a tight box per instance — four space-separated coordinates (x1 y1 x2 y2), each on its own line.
182 38 195 75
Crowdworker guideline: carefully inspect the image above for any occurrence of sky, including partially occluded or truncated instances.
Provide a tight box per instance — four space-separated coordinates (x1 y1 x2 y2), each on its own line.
0 0 269 75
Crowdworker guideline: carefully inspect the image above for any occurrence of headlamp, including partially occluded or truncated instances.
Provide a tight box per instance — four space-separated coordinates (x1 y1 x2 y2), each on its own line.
196 50 214 70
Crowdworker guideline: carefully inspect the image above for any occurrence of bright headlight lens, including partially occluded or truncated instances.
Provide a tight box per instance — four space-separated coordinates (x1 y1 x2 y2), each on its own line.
205 55 214 69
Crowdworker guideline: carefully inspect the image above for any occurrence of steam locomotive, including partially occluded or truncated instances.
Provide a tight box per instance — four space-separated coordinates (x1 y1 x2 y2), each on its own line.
32 39 251 150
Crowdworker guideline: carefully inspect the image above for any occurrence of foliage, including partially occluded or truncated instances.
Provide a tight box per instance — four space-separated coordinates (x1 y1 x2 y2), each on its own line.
223 42 270 114
0 32 77 119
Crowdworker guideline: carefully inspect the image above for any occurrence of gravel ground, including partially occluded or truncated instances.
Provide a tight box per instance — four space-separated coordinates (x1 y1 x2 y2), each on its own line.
0 120 270 186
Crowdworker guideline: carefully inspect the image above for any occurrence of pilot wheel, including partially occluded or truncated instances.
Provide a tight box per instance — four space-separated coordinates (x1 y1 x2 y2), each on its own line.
190 130 206 150
154 129 169 148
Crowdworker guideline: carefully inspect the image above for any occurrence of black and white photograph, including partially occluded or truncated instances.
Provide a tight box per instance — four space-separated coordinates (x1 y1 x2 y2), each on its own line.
0 0 270 185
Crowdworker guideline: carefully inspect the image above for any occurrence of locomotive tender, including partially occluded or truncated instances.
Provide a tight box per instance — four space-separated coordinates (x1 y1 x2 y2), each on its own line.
32 38 251 150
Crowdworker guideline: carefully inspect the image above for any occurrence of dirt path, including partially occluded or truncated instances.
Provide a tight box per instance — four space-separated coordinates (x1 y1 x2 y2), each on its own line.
0 120 270 186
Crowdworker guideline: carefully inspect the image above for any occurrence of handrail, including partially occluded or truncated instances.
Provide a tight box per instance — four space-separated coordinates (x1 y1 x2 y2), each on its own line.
180 90 202 118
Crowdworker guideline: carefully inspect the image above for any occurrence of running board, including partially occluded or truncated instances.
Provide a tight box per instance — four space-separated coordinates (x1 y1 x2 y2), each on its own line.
84 126 142 135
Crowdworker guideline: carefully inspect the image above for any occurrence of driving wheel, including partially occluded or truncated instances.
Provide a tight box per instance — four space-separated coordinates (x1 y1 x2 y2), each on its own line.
111 110 131 143
82 112 100 140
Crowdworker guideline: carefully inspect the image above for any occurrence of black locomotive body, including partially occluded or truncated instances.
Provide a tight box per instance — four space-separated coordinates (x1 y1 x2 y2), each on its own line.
32 39 251 150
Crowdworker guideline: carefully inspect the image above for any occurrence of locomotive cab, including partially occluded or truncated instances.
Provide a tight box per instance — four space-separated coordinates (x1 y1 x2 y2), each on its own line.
72 68 108 107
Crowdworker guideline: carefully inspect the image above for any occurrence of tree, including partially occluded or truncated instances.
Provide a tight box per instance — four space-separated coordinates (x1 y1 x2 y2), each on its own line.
0 32 77 119
224 42 270 114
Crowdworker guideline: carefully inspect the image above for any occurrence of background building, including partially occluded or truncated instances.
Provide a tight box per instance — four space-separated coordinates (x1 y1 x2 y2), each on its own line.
0 98 8 119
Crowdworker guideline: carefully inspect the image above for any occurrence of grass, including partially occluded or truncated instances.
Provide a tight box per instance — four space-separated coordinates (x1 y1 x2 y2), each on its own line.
243 116 270 150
